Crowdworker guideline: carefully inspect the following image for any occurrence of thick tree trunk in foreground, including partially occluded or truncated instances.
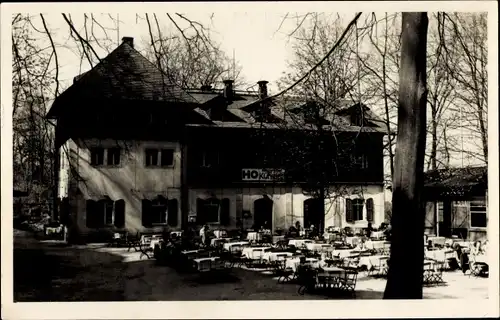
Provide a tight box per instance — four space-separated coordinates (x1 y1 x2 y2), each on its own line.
384 12 428 299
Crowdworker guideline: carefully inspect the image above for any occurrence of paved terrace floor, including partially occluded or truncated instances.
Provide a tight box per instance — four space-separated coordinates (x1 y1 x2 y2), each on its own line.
13 230 489 301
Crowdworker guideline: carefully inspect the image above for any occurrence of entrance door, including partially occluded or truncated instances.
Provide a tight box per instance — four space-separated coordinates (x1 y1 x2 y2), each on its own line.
253 197 273 230
439 200 452 237
304 198 324 231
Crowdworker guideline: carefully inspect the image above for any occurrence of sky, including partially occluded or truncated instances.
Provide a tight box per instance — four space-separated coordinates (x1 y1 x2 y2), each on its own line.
43 11 308 94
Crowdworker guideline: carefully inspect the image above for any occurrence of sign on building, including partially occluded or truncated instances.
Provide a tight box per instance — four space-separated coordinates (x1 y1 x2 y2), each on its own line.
241 168 285 182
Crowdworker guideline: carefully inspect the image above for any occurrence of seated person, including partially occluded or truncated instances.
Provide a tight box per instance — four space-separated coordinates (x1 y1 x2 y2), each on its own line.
355 238 367 251
365 222 374 237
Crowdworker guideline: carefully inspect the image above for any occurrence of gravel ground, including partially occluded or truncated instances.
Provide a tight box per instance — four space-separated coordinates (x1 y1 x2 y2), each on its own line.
13 230 489 301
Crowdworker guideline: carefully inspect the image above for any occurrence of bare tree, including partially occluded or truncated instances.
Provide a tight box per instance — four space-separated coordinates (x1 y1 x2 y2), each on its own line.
261 13 375 232
384 12 428 299
439 12 488 164
141 13 245 89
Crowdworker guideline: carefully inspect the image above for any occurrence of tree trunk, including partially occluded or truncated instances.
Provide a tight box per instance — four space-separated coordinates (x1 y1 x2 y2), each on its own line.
384 12 428 299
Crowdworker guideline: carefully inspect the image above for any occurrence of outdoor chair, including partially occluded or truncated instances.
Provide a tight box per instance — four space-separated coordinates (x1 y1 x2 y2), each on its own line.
273 260 295 284
367 258 389 277
126 232 142 252
297 265 318 295
338 268 358 296
469 262 489 278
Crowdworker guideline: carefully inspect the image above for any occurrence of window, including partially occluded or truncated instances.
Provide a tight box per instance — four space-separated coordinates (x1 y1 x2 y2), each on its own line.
352 199 364 221
437 202 444 222
197 198 221 223
107 148 121 166
141 196 168 226
151 197 167 224
86 198 126 228
145 148 175 167
90 147 104 166
201 150 219 167
350 110 364 126
196 197 230 224
145 149 159 166
470 198 487 228
160 149 174 167
346 198 364 222
352 154 369 169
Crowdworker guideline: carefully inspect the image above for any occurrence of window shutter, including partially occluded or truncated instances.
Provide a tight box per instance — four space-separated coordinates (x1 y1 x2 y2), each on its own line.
86 200 97 228
196 198 205 225
114 200 126 228
220 198 230 225
142 200 152 227
96 200 106 227
366 198 374 222
167 199 179 227
61 197 70 225
345 198 353 223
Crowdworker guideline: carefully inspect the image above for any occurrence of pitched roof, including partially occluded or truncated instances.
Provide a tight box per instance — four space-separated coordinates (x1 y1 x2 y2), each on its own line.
47 40 386 135
423 166 487 197
47 41 199 118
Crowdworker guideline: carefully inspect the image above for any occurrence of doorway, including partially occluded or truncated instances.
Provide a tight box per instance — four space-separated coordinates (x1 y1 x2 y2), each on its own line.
253 196 273 230
303 198 324 231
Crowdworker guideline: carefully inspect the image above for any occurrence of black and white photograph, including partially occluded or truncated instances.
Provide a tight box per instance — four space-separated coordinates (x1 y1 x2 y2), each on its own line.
1 1 498 319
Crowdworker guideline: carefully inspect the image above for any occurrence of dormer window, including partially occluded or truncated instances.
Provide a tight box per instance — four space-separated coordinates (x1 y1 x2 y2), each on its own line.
350 111 364 126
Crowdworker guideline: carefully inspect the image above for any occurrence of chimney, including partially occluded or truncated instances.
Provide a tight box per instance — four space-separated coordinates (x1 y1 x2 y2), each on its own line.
122 37 134 48
223 80 234 101
257 80 268 100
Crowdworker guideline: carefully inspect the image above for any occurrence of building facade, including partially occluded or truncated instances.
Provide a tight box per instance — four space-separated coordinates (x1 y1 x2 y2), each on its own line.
48 37 388 241
423 166 488 241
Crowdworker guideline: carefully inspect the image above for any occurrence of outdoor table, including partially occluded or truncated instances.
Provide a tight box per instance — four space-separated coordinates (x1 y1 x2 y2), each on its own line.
286 257 319 272
223 241 249 251
211 237 230 247
345 236 361 247
272 235 286 243
370 231 385 240
364 240 390 251
428 236 446 247
425 248 455 262
149 238 163 250
288 239 314 248
181 249 202 259
262 251 293 262
319 266 346 276
332 249 360 259
193 257 223 272
247 232 263 242
213 230 228 239
242 246 272 260
305 243 332 252
358 255 389 270
472 254 488 265
170 231 183 237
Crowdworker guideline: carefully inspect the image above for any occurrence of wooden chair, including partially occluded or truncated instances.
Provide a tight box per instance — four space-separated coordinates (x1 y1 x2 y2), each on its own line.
339 268 358 296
